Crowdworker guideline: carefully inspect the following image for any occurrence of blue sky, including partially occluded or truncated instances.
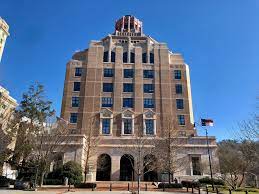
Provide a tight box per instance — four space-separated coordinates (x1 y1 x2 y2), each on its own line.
0 0 258 140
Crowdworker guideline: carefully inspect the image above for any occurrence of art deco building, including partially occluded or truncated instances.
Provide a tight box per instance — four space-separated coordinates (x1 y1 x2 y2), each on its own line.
61 15 218 181
0 17 9 62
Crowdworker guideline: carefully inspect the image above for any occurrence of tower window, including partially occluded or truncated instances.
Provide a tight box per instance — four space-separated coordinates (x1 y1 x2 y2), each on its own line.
150 53 154 64
123 52 128 63
111 51 116 62
73 82 81 92
123 83 134 92
103 68 114 77
175 84 183 94
123 98 134 108
124 69 134 78
75 68 82 76
145 120 154 135
124 119 132 134
192 157 201 175
103 51 109 62
103 83 113 92
144 98 155 108
144 84 154 93
142 53 147 63
102 97 113 107
70 113 78 124
143 70 154 78
102 119 110 134
174 70 182 79
130 52 135 63
71 97 80 107
176 99 184 109
177 115 185 125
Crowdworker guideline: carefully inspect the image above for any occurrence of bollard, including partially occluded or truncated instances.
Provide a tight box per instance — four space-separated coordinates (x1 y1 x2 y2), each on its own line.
198 187 200 194
206 186 208 194
216 187 219 194
92 184 94 191
192 185 194 193
110 183 112 191
145 183 147 191
128 183 130 191
163 183 165 191
245 191 248 194
229 189 232 194
187 186 189 192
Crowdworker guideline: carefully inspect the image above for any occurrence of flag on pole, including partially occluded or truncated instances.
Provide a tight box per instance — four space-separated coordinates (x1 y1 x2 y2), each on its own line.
201 119 214 127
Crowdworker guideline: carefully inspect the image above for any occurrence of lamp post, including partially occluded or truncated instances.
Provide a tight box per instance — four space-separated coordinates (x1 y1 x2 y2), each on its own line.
205 128 214 191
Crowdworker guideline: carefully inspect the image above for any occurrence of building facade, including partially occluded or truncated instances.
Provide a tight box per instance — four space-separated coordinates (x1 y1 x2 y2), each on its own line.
0 17 9 62
61 15 218 182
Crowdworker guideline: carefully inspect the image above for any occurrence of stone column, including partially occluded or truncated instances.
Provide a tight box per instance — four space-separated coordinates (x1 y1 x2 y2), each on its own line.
111 155 121 181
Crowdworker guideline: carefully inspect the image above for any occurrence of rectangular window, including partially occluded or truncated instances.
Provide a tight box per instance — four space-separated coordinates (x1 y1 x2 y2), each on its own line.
102 119 110 134
123 52 128 63
176 99 184 109
174 70 182 79
103 83 113 92
103 68 114 77
144 98 155 108
123 83 134 92
102 97 113 107
144 84 154 93
73 82 80 92
130 52 135 63
124 69 134 78
143 70 154 78
103 51 108 62
123 98 134 108
71 97 79 107
145 119 154 135
75 68 82 76
70 113 78 123
192 157 201 175
142 53 147 63
178 115 185 125
150 53 154 64
124 119 132 134
175 84 183 94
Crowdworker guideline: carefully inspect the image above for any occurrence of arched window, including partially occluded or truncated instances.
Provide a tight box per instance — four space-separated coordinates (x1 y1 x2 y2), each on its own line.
111 51 116 62
103 51 109 62
150 53 154 64
96 154 111 181
123 52 128 63
100 108 113 135
130 52 135 63
144 154 158 181
142 53 147 63
120 154 134 181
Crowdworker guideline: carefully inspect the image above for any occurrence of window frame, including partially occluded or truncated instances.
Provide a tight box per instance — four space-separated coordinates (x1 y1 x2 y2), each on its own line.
174 70 182 80
143 70 154 79
177 115 185 125
143 84 154 93
75 67 82 77
123 83 134 93
176 99 184 110
73 82 81 92
144 98 155 108
103 83 113 92
103 68 114 77
123 98 134 108
71 96 80 107
70 113 78 124
124 69 134 78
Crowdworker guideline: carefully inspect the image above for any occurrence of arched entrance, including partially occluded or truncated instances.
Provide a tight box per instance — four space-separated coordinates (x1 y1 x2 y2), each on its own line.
96 154 111 181
143 154 158 182
120 154 134 181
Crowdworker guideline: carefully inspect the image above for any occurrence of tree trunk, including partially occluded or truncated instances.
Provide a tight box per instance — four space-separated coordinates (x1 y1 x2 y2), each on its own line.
238 172 245 188
40 172 45 187
137 173 140 194
168 172 171 184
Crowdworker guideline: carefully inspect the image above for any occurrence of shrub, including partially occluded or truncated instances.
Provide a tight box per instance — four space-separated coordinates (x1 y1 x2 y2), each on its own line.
0 176 10 187
158 183 183 188
181 180 200 188
62 161 83 184
199 177 225 186
43 179 63 185
74 182 97 188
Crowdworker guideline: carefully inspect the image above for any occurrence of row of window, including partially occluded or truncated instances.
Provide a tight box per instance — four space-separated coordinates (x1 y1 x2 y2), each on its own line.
69 113 186 127
103 51 154 64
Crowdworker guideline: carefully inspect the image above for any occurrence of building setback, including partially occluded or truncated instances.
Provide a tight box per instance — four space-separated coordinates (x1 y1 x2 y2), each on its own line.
60 15 219 181
0 17 9 62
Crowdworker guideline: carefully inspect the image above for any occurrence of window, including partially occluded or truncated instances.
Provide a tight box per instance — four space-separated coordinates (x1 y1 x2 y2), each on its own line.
75 68 82 76
102 119 110 134
70 113 78 123
123 52 128 63
144 84 154 93
103 51 109 62
176 99 184 109
73 82 80 92
111 51 116 62
123 98 134 108
123 83 133 92
145 120 154 135
174 70 182 79
144 98 155 108
102 97 113 107
192 157 201 175
150 53 154 64
143 70 154 78
103 68 114 77
142 53 147 63
175 84 183 94
103 83 113 92
72 97 79 107
178 115 185 125
130 52 135 63
124 119 132 134
124 69 134 78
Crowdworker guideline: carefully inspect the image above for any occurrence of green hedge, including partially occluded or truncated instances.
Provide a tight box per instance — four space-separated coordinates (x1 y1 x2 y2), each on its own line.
43 179 63 185
74 182 97 188
199 177 225 186
158 183 183 188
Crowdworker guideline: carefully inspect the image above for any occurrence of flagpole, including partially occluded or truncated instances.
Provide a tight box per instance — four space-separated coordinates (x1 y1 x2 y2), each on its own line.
205 128 214 191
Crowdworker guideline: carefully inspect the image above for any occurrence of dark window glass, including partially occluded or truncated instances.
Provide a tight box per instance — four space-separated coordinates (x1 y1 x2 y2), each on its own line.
70 113 78 123
150 53 154 64
75 68 82 76
72 97 79 107
175 84 183 94
103 51 109 62
192 157 201 175
142 53 147 63
144 98 155 108
111 51 116 62
102 119 110 134
103 68 114 77
174 70 182 79
123 52 128 63
73 82 80 92
123 98 134 108
103 83 113 92
124 119 132 134
176 99 184 109
130 52 135 63
178 115 185 125
102 97 113 107
123 83 133 92
145 120 154 135
143 70 154 78
144 84 154 93
124 69 134 78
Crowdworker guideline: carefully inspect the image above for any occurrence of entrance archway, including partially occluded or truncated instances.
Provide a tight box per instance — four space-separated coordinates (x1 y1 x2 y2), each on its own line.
143 154 158 181
96 154 111 181
120 154 134 181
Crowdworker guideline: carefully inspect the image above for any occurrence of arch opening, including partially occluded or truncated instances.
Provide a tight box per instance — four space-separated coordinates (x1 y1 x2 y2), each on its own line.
96 154 111 181
120 154 134 181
